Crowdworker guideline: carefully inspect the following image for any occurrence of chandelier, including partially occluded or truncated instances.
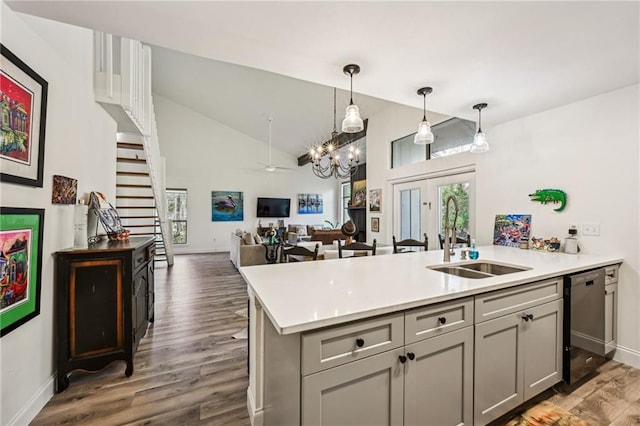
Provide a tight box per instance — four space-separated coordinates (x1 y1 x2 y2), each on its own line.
309 88 361 179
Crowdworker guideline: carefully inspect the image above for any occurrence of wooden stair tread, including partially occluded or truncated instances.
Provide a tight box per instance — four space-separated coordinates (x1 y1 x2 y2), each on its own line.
116 195 155 199
116 171 150 176
116 142 144 150
117 157 147 164
120 215 157 219
116 184 153 188
116 206 156 209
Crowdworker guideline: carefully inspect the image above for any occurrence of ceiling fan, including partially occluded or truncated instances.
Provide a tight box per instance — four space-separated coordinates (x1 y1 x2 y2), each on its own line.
259 117 293 172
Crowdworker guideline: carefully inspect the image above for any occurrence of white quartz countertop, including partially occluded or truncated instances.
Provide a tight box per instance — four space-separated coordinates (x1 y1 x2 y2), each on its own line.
240 246 622 335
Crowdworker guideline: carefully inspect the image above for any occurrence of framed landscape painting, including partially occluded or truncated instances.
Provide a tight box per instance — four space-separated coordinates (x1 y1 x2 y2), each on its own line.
0 44 48 188
298 193 323 214
0 207 44 337
212 191 244 222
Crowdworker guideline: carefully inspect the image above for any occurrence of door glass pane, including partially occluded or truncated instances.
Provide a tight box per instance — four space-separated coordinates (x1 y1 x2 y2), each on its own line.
438 182 470 241
400 189 421 240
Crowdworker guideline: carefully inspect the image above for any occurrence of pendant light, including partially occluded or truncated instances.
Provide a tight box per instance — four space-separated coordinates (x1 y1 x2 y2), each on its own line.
470 103 489 153
414 87 434 145
341 64 364 133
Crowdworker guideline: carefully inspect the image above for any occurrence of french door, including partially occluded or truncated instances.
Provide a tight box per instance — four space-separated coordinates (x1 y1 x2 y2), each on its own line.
393 172 475 250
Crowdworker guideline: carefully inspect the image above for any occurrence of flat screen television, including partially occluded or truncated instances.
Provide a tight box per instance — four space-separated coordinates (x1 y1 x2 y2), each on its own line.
256 197 291 218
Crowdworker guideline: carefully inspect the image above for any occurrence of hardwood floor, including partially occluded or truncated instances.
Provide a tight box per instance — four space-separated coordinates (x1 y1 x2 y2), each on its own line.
32 253 250 425
32 253 640 425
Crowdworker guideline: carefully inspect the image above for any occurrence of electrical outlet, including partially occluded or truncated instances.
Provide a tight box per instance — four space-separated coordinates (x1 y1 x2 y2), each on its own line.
582 223 600 236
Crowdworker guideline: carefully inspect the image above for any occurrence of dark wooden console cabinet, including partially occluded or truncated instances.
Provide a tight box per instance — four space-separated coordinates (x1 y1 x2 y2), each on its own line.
55 237 155 392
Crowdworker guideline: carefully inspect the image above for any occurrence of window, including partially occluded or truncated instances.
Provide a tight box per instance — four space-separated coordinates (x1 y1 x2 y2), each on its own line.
391 117 476 168
166 189 187 244
341 181 351 225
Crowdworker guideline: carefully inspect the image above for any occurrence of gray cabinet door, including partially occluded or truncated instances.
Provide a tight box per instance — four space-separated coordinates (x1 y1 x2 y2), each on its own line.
474 312 524 425
404 327 473 426
522 299 563 400
605 283 617 354
302 348 404 426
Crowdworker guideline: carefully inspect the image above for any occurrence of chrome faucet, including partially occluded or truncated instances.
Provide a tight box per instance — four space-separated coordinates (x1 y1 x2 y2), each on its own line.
443 195 459 262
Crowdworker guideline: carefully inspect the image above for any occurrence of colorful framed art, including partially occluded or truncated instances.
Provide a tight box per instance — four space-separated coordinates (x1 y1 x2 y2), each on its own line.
298 193 323 214
212 191 244 221
1 44 48 188
0 207 44 337
493 214 532 248
369 189 381 212
52 175 78 204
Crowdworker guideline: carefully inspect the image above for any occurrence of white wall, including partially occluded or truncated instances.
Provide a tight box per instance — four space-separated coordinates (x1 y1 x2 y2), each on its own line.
0 6 117 425
153 95 339 254
366 84 640 366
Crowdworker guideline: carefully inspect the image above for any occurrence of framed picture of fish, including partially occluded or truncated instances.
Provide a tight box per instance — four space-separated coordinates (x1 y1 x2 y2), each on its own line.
0 44 48 188
0 207 44 337
493 214 532 248
212 191 244 222
52 175 78 204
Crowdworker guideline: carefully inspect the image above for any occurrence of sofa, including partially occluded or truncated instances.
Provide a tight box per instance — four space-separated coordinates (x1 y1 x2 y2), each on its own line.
307 229 345 246
230 231 269 267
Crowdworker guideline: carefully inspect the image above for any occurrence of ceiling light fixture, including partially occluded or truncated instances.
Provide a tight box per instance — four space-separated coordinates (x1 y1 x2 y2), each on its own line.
414 87 435 145
341 64 364 133
470 103 489 153
309 88 361 179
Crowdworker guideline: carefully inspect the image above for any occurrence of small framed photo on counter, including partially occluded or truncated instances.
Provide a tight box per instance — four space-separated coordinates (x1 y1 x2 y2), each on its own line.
371 217 380 233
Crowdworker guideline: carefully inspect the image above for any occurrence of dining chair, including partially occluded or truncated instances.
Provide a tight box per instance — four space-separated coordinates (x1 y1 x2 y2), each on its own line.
392 233 428 253
338 240 377 258
280 244 320 262
438 233 472 249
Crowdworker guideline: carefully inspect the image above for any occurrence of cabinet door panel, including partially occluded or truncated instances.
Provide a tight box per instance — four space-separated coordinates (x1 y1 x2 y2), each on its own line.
302 349 404 426
474 313 524 425
133 267 148 348
605 283 617 354
405 327 473 426
70 260 123 357
523 299 563 400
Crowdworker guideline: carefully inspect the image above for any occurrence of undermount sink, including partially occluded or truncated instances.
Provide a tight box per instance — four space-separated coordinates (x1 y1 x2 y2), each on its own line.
428 261 531 279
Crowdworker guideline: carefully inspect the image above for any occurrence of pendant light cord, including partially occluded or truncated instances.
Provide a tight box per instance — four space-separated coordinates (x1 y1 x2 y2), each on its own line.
268 117 272 164
477 108 482 133
349 72 354 106
333 88 337 134
423 93 427 122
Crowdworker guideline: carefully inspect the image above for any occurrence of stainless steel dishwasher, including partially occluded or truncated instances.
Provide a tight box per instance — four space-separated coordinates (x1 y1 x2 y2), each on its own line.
563 268 607 385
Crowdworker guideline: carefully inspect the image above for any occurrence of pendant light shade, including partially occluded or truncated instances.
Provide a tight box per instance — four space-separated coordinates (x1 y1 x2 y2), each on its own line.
470 103 489 153
341 64 364 133
414 87 434 145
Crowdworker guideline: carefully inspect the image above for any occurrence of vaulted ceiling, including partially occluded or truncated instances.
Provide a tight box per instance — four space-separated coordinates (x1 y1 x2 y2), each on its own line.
7 1 639 155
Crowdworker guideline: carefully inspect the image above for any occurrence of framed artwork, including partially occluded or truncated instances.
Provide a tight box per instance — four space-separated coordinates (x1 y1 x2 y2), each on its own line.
369 189 381 212
212 191 244 222
298 193 323 214
52 175 78 204
0 207 44 337
371 217 380 233
1 44 48 188
352 179 366 208
493 214 532 248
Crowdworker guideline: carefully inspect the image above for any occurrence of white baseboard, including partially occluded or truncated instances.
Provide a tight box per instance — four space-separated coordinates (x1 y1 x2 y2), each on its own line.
247 387 264 426
9 374 54 426
613 344 640 368
173 248 225 255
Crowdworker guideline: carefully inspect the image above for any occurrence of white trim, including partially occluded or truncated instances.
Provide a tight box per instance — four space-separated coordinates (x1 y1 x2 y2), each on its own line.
8 374 54 426
247 387 264 426
387 164 476 185
172 249 220 255
613 344 640 369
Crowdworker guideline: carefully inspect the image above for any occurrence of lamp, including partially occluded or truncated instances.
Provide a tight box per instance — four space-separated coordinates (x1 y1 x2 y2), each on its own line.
341 64 364 133
470 103 489 153
414 87 435 145
309 88 361 179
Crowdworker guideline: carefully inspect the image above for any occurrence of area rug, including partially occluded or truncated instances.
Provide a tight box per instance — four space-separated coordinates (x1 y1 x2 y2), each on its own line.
503 401 588 426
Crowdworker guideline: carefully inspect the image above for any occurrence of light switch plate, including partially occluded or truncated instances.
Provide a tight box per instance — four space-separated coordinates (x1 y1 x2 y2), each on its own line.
582 223 600 236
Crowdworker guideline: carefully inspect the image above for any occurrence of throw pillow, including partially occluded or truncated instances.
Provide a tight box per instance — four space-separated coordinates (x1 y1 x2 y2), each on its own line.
296 226 307 236
243 232 256 245
235 228 243 236
253 234 262 244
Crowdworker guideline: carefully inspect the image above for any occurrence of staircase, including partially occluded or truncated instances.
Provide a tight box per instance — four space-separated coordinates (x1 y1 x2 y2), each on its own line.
116 132 173 265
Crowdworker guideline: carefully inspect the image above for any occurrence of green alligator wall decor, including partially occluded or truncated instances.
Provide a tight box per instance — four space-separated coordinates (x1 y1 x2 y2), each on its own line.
529 189 567 212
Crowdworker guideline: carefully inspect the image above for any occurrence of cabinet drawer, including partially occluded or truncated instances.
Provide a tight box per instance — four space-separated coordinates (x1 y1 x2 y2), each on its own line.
475 278 562 323
605 265 619 285
405 297 473 344
302 313 404 376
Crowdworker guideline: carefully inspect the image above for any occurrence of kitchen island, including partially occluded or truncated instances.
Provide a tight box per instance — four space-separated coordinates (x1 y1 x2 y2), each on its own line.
240 246 622 426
